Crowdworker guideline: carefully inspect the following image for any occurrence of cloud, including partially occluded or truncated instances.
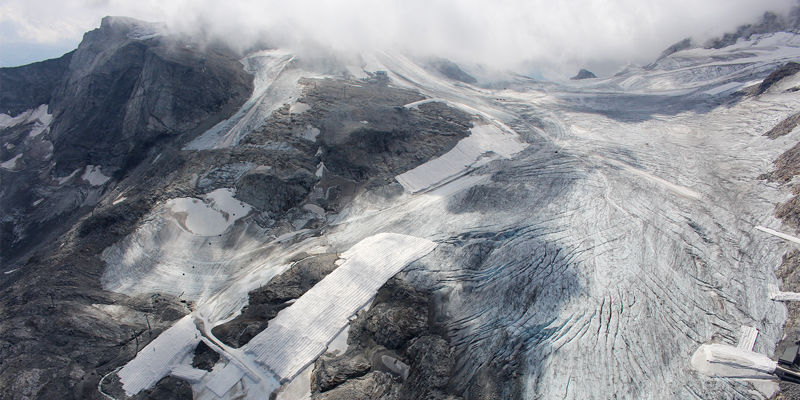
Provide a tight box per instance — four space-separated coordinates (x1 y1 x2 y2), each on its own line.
1 0 797 78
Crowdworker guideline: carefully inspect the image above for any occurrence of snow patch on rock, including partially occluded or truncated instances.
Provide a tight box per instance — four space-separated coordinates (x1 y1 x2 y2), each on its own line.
289 102 310 114
0 154 23 171
0 104 51 130
81 165 111 186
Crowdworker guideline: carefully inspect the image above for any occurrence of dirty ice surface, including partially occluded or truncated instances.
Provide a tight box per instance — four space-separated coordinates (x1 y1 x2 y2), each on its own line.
104 33 800 399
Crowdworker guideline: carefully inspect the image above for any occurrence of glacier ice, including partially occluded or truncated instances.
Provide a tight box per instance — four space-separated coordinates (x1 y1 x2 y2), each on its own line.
102 34 800 399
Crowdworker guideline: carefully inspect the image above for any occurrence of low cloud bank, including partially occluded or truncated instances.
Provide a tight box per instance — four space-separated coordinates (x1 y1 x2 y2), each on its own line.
1 0 797 78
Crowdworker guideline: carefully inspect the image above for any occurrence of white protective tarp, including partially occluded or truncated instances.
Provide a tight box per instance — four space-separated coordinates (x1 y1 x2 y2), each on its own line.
395 125 526 193
243 233 436 382
691 344 777 379
118 316 202 395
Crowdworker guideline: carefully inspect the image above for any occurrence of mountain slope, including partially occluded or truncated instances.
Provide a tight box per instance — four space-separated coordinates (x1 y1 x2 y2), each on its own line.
3 16 800 400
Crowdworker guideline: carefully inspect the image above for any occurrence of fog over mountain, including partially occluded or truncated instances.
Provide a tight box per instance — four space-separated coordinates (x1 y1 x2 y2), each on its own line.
1 0 797 78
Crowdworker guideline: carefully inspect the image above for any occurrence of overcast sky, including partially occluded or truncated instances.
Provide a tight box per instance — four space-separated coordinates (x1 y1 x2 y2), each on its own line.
0 0 796 79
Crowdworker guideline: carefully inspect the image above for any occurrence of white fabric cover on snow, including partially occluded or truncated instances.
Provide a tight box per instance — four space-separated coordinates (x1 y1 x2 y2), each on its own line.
244 233 436 382
118 316 201 395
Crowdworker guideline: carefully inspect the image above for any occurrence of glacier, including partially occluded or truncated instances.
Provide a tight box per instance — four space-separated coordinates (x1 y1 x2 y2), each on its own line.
95 32 800 399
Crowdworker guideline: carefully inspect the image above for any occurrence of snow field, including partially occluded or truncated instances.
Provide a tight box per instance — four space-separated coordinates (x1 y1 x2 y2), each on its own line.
102 212 274 301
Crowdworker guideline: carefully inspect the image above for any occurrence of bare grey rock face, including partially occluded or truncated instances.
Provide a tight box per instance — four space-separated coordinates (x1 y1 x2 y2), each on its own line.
0 51 73 116
313 353 372 392
49 16 254 176
0 16 254 265
570 69 597 80
314 371 400 400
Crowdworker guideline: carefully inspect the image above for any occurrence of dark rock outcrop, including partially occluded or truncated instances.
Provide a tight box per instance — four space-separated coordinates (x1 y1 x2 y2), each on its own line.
705 11 797 49
244 78 472 182
191 341 220 372
349 279 430 350
235 170 317 213
402 335 457 400
48 16 254 176
0 51 74 116
313 353 372 392
314 371 400 400
656 38 695 61
428 58 478 84
756 61 800 96
766 112 800 140
310 278 462 400
570 69 596 80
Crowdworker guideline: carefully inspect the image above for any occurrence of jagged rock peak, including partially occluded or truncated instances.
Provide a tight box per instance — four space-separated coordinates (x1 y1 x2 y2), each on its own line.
656 37 695 61
426 57 478 84
570 69 596 80
705 10 800 49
